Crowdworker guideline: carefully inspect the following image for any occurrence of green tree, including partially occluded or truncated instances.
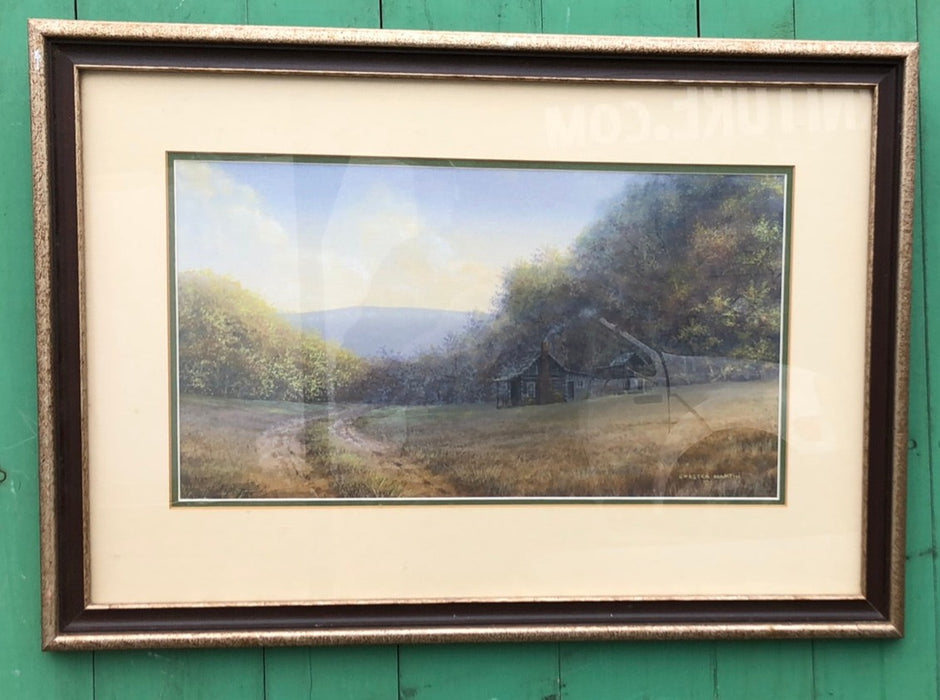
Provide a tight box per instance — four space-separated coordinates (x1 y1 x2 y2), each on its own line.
499 248 577 335
176 270 364 401
570 172 785 361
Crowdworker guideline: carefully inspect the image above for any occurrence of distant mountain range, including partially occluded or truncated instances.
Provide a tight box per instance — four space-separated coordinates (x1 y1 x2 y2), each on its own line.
283 306 483 358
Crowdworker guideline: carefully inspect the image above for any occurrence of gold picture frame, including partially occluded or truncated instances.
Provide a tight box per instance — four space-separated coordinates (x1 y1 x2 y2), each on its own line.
30 19 917 649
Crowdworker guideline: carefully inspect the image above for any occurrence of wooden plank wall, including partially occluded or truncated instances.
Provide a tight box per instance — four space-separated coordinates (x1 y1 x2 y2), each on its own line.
0 0 934 697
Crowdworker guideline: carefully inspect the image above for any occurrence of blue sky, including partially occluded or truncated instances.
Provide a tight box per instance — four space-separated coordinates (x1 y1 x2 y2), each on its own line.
172 157 641 313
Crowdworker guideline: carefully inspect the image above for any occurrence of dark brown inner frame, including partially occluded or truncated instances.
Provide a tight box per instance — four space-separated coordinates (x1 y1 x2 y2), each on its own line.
40 34 909 642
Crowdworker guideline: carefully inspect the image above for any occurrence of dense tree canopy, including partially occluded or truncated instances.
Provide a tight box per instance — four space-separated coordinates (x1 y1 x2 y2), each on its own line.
567 172 785 361
176 270 363 401
479 171 786 375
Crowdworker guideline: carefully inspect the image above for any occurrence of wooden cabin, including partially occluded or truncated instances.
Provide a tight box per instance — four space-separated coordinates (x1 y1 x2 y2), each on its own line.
494 343 592 408
591 350 655 395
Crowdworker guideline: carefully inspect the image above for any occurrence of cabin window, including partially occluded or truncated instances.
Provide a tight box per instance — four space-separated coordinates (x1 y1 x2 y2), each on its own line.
526 381 535 397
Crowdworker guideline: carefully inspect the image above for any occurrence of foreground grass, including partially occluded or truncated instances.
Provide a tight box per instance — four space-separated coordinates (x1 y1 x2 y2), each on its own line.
301 421 403 498
178 379 780 500
178 395 405 499
353 380 780 499
178 395 312 499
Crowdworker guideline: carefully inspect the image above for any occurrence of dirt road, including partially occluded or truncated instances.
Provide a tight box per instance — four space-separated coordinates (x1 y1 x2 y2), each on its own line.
255 415 334 496
325 405 457 497
254 405 456 498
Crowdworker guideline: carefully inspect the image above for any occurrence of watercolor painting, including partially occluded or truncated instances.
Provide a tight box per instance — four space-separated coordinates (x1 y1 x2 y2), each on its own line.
169 155 788 503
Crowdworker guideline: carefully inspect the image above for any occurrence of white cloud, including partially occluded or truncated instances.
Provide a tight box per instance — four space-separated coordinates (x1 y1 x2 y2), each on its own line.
174 161 303 312
295 180 500 312
173 160 581 314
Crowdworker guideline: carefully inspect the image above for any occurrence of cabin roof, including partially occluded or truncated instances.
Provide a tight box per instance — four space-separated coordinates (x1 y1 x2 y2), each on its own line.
493 348 592 382
492 352 542 382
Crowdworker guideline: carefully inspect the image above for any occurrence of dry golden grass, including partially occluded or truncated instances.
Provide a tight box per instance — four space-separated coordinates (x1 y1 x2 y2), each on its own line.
353 379 781 499
178 395 315 499
178 379 781 500
300 421 404 498
179 395 405 499
667 427 778 497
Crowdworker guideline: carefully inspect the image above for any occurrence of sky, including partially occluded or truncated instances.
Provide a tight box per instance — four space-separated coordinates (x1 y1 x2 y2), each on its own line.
172 156 641 313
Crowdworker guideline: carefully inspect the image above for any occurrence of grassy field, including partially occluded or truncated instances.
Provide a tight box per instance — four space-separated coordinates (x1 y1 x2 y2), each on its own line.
177 379 779 501
177 395 321 499
178 396 442 499
300 419 406 498
354 380 779 498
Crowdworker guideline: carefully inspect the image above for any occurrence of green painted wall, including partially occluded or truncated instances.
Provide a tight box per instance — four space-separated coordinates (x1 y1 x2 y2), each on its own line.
0 0 934 697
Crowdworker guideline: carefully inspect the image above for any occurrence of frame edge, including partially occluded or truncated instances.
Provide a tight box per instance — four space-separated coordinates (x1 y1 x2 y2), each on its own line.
26 17 918 61
28 18 61 651
887 42 920 638
29 19 918 649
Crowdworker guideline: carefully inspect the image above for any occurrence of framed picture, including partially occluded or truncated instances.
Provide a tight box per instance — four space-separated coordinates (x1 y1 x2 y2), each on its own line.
29 19 918 649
